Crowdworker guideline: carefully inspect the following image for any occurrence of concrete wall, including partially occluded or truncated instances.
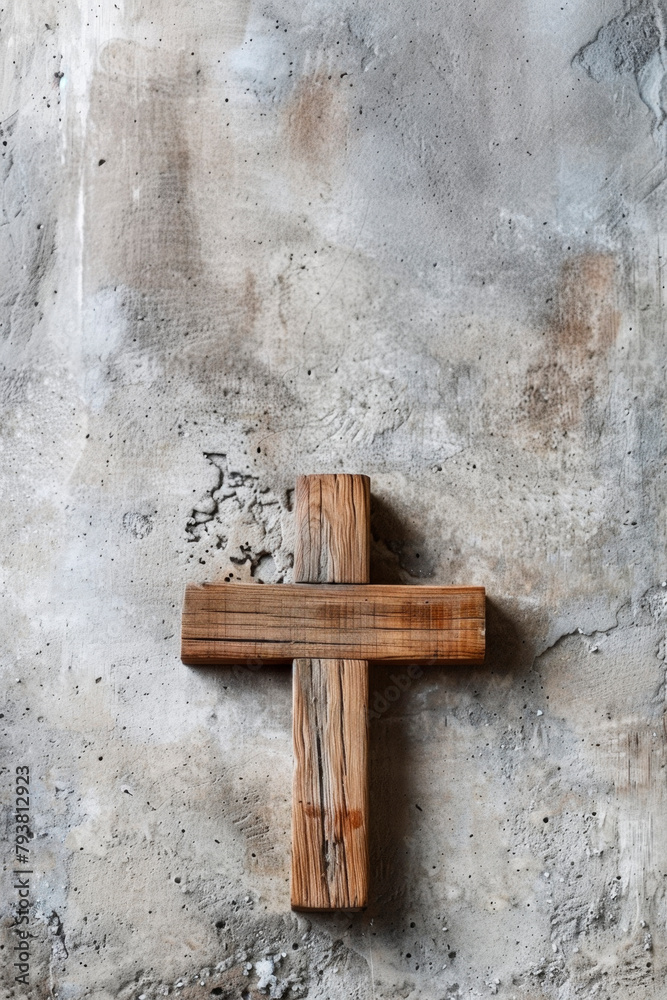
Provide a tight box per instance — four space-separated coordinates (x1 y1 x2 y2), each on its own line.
1 1 666 997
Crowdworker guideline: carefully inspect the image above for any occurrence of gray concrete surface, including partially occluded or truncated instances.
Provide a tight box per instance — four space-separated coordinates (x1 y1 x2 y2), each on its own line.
1 1 666 997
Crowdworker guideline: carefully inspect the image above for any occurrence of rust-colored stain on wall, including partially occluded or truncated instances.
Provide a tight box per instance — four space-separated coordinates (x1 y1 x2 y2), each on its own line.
284 73 348 181
520 253 621 445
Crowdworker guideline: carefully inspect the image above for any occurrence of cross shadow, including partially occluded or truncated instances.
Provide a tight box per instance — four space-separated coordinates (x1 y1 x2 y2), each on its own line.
361 493 533 924
364 600 529 919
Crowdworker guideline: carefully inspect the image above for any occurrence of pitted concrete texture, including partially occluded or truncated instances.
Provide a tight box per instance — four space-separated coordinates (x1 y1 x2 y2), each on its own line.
1 1 666 997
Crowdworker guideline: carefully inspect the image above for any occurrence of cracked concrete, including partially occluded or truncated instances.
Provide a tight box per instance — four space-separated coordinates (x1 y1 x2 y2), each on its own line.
184 454 293 582
573 1 667 143
1 0 667 997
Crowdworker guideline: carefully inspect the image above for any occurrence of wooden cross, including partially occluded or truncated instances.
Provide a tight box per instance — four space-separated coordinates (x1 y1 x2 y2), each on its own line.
181 474 485 911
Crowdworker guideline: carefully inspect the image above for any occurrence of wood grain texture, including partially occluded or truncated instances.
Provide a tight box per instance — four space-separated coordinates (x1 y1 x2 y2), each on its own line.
293 473 370 584
181 583 486 665
291 657 368 911
292 474 370 911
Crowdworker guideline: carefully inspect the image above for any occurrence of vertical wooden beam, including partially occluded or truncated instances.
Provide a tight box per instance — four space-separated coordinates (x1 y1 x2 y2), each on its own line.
291 474 370 910
293 474 370 585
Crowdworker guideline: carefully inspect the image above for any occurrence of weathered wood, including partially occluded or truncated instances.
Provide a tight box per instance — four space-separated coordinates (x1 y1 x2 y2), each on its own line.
292 657 368 911
294 473 370 584
292 474 370 911
181 583 486 665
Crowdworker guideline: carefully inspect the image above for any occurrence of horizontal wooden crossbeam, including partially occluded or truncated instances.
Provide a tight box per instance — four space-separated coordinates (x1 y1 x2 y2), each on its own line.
181 583 485 665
